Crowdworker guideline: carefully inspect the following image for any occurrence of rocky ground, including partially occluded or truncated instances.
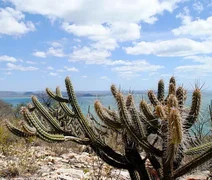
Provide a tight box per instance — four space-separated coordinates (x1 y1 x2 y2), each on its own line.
0 142 211 180
0 142 130 180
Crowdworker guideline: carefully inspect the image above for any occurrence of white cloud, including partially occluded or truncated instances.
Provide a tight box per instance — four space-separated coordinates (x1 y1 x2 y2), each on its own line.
91 38 118 51
8 0 183 24
109 22 141 42
172 16 212 37
81 75 87 78
49 72 58 76
47 66 54 70
124 38 212 57
193 1 204 13
0 7 35 36
32 51 46 58
50 42 62 48
26 61 36 64
64 66 79 72
184 55 212 64
0 55 17 62
62 23 110 39
7 0 184 53
70 46 111 64
175 56 212 77
47 47 65 57
62 22 141 42
33 47 65 58
57 69 65 72
100 76 109 81
7 63 38 71
112 60 164 79
69 46 132 65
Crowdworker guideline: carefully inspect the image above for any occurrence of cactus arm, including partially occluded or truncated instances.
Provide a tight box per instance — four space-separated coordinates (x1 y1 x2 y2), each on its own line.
86 111 109 129
103 108 121 123
169 76 176 86
168 109 182 145
23 108 65 142
164 78 176 104
185 141 212 155
20 121 37 135
5 121 34 137
65 77 105 144
110 84 118 98
23 108 89 145
173 147 212 179
32 96 63 132
46 87 69 103
92 147 130 169
139 100 156 121
176 86 185 111
184 88 201 129
126 94 146 139
148 90 161 107
65 77 133 166
30 111 51 132
94 100 122 129
55 87 76 117
157 79 165 102
139 100 159 131
116 92 162 157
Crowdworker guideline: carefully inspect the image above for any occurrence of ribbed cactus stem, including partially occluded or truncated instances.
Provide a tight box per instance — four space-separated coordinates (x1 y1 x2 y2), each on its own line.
55 87 76 117
168 83 176 96
157 79 165 102
6 121 34 137
168 108 182 145
169 76 176 86
185 142 212 155
167 95 178 111
46 88 69 103
116 92 162 157
65 77 101 144
94 100 122 129
176 87 185 110
23 108 65 142
139 100 155 120
111 84 118 98
127 94 146 139
32 96 63 132
20 121 37 135
173 147 212 179
148 90 160 107
103 108 120 123
126 94 133 109
155 105 166 120
185 88 201 129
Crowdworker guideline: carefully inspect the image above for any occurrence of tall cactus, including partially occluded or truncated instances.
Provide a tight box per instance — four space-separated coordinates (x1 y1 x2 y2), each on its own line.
6 76 212 180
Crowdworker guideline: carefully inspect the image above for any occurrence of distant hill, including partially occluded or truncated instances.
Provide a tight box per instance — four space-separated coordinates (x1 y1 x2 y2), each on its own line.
0 91 110 98
0 91 21 97
23 92 34 96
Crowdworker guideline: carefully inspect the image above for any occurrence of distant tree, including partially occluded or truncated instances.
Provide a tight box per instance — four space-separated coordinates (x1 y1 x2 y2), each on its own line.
13 103 27 119
0 100 13 119
37 92 55 108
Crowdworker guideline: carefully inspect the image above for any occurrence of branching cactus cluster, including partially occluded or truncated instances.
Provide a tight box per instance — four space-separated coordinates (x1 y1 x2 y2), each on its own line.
6 76 212 180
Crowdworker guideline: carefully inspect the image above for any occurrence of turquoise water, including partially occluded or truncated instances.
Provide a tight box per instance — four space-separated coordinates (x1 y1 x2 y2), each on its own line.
0 97 31 106
1 91 212 114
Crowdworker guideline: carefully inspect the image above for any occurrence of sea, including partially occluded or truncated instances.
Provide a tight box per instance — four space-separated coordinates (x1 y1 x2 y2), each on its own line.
1 91 212 115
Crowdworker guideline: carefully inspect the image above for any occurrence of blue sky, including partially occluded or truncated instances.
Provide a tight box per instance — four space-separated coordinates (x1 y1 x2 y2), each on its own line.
0 0 212 91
